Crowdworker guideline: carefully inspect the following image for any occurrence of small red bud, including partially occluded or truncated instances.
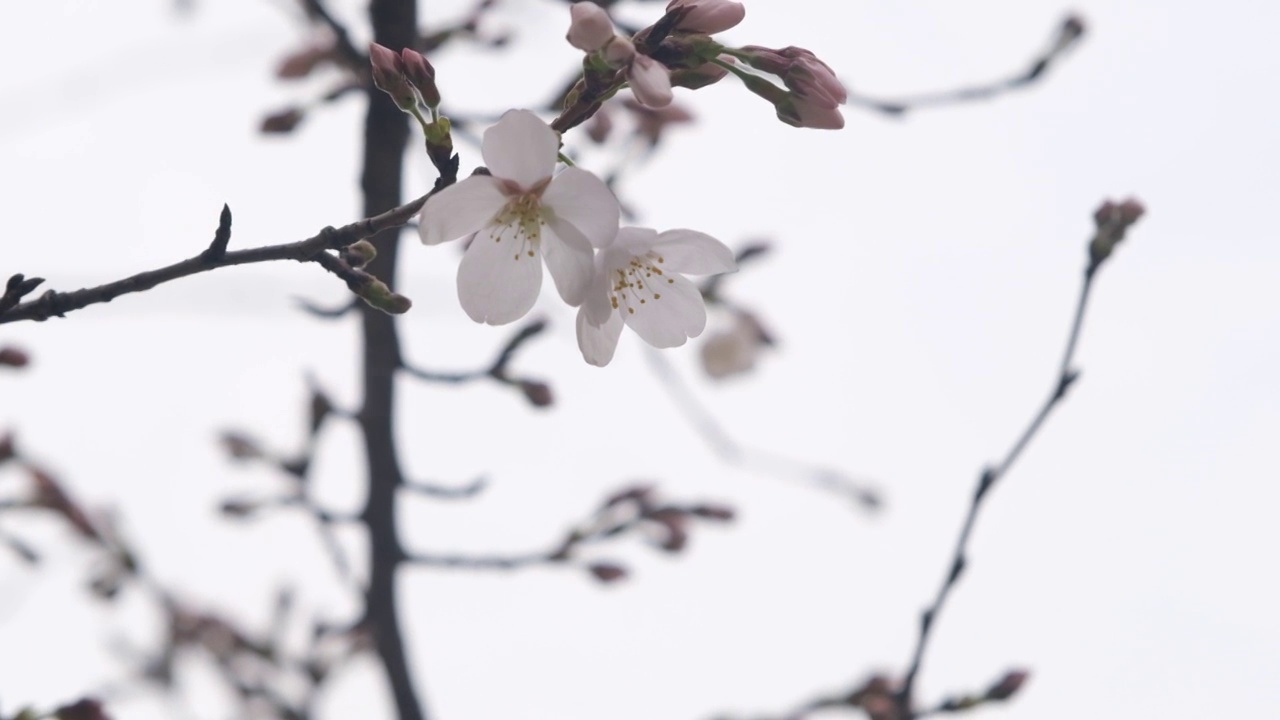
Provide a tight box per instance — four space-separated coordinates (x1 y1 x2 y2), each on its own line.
260 108 305 135
519 380 554 408
0 346 30 367
587 562 628 583
985 669 1030 701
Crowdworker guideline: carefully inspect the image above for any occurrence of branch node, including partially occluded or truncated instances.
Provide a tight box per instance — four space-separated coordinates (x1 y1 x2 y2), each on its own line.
202 203 233 261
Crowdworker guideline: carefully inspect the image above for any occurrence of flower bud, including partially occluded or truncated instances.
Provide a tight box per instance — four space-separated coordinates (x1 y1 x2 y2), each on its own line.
400 48 440 107
779 94 845 130
628 55 674 108
567 2 616 52
666 0 746 34
342 239 378 269
669 59 730 90
519 380 555 408
260 107 305 135
53 699 110 720
985 669 1030 701
359 279 413 314
587 561 628 583
603 35 637 68
1089 197 1145 267
368 42 418 112
0 346 30 367
219 431 263 460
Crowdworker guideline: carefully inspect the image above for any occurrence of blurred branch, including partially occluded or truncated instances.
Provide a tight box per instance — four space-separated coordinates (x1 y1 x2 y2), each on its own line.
0 194 430 325
401 318 555 407
847 15 1086 118
298 0 365 69
405 484 735 583
402 476 488 499
642 346 881 510
895 199 1144 716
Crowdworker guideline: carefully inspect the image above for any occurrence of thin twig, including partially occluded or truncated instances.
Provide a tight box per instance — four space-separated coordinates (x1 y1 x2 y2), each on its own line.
0 193 430 325
896 265 1097 715
847 15 1086 118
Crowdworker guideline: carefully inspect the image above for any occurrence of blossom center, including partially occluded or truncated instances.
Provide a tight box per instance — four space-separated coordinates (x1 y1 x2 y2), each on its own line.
609 251 673 315
489 193 547 261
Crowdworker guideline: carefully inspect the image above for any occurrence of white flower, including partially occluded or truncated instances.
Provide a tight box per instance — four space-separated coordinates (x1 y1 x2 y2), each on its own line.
576 227 736 366
420 109 621 324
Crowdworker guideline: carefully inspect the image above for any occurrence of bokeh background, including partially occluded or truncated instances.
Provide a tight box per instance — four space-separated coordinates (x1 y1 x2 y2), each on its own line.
1 0 1277 718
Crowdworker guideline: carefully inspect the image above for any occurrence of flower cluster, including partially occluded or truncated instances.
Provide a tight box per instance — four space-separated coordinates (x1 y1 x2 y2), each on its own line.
420 110 736 365
564 0 845 129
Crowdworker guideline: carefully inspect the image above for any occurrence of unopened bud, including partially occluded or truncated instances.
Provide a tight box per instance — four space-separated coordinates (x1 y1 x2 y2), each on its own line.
54 698 110 720
603 36 637 68
219 432 263 461
260 107 305 135
587 561 628 583
567 2 616 52
0 432 15 463
689 503 735 521
519 380 555 408
628 55 674 108
368 43 418 112
1054 14 1087 53
1089 197 1146 268
359 280 413 314
985 669 1030 701
342 240 377 269
666 0 746 35
219 498 260 519
400 48 440 107
276 39 336 80
0 346 30 367
670 59 730 90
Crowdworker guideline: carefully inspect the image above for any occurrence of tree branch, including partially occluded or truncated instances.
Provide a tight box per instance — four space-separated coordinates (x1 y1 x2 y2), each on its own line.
0 194 429 325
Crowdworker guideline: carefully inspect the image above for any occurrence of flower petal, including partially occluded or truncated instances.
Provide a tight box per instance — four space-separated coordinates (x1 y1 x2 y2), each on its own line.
456 222 543 325
542 167 621 249
628 55 673 108
576 305 625 366
481 109 558 189
419 175 506 246
651 229 737 274
623 272 707 348
542 216 596 306
582 257 615 326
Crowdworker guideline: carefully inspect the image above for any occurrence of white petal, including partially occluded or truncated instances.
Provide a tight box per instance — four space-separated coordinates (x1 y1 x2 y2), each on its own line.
542 167 621 249
623 272 706 348
482 109 558 189
456 222 543 325
651 229 737 274
576 305 625 367
582 257 615 326
610 226 659 254
541 216 595 306
628 56 673 108
419 176 507 246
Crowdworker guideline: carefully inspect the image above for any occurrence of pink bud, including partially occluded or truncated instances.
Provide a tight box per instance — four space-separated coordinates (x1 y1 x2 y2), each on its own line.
519 380 555 408
587 562 628 583
666 0 745 34
0 346 30 367
780 95 845 130
628 55 674 108
400 48 440 107
603 36 637 67
275 38 336 80
567 2 616 52
985 669 1030 701
259 107 305 134
368 42 406 87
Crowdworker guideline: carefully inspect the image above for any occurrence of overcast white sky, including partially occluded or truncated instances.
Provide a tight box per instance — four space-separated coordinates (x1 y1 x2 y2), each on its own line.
1 1 1278 719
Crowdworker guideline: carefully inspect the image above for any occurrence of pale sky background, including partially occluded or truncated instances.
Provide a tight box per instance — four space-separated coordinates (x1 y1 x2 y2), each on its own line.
1 1 1278 719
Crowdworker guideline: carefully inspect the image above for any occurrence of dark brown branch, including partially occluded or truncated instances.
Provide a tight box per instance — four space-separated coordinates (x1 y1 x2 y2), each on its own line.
848 15 1086 118
895 222 1117 716
0 193 429 325
299 0 366 70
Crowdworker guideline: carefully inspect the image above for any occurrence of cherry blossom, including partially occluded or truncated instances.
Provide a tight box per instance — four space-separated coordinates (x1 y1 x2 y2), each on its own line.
576 227 736 366
419 110 620 324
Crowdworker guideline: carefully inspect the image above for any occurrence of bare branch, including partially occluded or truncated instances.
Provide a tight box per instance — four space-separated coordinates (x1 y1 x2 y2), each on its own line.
0 193 429 325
